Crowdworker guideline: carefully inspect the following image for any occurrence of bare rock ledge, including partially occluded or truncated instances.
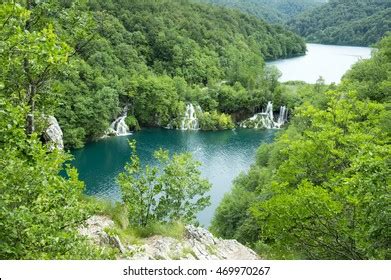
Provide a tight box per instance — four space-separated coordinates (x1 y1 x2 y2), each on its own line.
79 215 259 260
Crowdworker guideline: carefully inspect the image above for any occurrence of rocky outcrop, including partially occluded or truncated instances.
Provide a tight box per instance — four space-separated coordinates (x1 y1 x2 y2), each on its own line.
42 116 64 151
79 215 259 260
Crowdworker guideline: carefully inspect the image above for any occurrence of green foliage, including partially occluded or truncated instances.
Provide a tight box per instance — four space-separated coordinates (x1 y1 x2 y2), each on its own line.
0 101 109 259
198 0 326 24
289 0 391 46
132 222 186 240
118 140 211 227
131 75 183 127
0 1 73 134
49 0 306 147
198 111 235 130
341 33 391 103
87 198 130 230
212 35 391 259
125 115 140 131
0 2 116 259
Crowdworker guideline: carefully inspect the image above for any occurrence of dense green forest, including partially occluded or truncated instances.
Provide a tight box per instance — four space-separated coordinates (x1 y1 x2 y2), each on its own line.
0 0 304 258
1 0 390 261
288 0 391 46
0 0 306 148
211 34 391 259
198 0 326 24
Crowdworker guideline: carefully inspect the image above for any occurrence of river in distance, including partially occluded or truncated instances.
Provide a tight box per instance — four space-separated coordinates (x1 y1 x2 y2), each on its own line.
268 43 372 84
72 128 276 226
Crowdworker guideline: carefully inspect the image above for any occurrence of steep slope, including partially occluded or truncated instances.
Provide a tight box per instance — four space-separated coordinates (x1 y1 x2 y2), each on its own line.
198 0 327 24
288 0 391 46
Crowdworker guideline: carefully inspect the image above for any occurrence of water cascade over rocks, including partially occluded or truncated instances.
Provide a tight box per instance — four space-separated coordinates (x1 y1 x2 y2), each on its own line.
276 105 288 128
106 106 131 136
240 101 288 129
180 103 201 130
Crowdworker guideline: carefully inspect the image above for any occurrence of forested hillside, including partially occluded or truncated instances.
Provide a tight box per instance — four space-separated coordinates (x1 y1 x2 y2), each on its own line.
288 0 391 46
1 0 390 261
211 34 391 259
199 0 326 24
0 0 305 148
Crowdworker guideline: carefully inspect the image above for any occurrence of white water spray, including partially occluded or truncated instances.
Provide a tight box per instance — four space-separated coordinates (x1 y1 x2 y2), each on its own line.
180 104 201 130
108 106 131 136
241 102 288 129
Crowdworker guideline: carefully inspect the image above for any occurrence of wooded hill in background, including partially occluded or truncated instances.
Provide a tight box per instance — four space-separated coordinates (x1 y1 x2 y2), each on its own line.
198 0 326 24
53 0 306 147
288 0 391 46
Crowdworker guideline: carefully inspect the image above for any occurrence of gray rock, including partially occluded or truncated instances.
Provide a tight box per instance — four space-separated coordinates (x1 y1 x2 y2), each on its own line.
42 116 64 151
109 235 126 254
79 215 259 260
78 215 114 246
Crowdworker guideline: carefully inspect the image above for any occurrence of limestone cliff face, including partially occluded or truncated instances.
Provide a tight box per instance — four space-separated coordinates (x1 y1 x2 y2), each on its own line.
42 116 64 151
79 215 259 260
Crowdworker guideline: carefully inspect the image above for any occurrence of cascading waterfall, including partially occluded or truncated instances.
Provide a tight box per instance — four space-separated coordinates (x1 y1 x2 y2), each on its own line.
240 102 288 129
108 106 131 136
275 105 288 129
180 104 201 130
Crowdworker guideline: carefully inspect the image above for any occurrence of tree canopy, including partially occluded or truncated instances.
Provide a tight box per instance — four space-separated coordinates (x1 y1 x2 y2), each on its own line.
52 0 306 147
211 34 391 259
198 0 326 24
288 0 391 46
118 141 211 227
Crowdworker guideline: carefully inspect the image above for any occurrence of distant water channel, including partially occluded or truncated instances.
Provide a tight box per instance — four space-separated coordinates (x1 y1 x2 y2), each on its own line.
268 43 372 84
72 129 276 226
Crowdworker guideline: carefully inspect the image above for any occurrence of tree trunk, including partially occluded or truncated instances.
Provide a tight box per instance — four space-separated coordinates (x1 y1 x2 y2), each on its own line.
24 0 35 135
25 84 36 135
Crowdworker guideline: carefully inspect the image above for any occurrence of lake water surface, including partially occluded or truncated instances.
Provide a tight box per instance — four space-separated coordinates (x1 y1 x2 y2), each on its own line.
268 44 372 84
72 129 276 226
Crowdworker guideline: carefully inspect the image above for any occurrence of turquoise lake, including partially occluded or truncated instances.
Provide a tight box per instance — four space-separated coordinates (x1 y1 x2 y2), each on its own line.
71 128 276 226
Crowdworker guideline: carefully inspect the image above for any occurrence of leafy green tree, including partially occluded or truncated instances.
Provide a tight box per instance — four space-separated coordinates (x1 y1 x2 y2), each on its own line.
198 111 235 130
0 100 108 259
118 141 211 227
288 0 391 46
130 74 183 127
0 0 306 148
0 1 71 134
341 33 391 103
198 0 326 24
212 35 391 259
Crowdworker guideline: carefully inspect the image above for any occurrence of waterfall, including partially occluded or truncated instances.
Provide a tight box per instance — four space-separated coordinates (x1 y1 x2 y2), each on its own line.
180 104 201 130
110 116 130 136
240 102 288 129
107 106 131 136
275 105 288 128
